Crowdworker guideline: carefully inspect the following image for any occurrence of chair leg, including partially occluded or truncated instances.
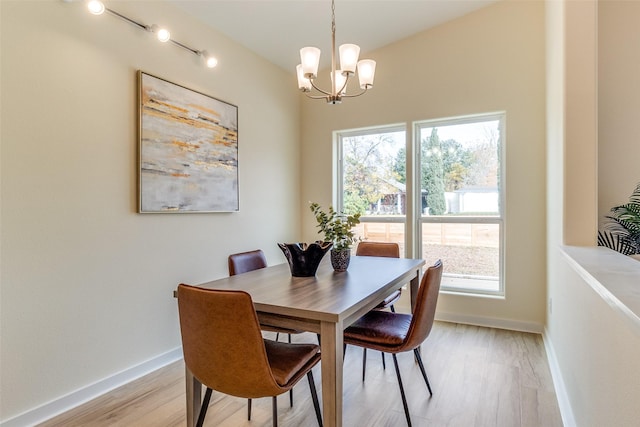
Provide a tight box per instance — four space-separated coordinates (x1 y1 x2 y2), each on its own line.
275 332 280 341
377 305 392 372
413 348 433 396
247 398 252 420
196 387 213 427
362 348 367 382
392 354 412 427
288 333 292 343
307 370 323 427
272 396 278 427
289 389 293 407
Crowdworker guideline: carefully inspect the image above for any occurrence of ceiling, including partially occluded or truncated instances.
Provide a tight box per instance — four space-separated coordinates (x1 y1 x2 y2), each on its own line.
168 0 498 72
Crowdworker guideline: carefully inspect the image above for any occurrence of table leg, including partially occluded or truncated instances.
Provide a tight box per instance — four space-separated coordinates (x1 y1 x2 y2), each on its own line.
185 366 202 427
320 320 343 427
410 269 420 312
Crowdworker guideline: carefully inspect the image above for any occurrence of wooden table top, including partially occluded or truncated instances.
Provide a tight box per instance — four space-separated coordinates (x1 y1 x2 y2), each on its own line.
192 256 425 325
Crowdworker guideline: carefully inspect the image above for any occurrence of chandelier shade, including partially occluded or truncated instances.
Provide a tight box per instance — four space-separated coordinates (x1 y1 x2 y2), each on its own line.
331 70 347 95
357 59 376 89
339 44 360 74
296 0 376 104
296 65 313 91
300 47 321 78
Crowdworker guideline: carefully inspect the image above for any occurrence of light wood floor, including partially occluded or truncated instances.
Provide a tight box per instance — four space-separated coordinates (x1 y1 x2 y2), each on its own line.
38 322 563 427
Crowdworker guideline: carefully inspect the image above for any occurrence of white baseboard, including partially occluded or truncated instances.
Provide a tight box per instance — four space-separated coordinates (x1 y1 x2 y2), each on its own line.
0 347 183 427
435 311 544 333
542 328 576 427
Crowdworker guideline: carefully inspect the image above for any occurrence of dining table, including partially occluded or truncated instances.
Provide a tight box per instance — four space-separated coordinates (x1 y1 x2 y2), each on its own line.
177 254 425 427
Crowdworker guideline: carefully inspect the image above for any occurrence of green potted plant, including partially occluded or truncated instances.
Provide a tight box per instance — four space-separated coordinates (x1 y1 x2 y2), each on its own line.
598 182 640 260
310 202 361 271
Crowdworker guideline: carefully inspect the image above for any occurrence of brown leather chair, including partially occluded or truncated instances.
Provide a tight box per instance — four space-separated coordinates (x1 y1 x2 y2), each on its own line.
354 241 402 377
228 249 269 276
355 242 402 311
177 284 323 427
228 249 304 342
343 260 443 427
228 249 306 410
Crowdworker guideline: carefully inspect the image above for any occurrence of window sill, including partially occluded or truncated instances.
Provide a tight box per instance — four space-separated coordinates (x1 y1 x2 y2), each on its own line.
561 246 640 333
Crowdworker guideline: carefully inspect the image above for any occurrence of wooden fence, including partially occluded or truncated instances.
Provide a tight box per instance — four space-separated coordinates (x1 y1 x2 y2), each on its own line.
355 221 499 248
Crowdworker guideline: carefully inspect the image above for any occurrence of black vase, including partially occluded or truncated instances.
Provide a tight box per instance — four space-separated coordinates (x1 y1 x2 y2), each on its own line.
278 241 333 277
330 249 351 272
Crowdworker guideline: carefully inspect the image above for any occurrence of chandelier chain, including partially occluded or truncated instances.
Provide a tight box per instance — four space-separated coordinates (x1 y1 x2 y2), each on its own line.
331 0 336 35
331 0 336 96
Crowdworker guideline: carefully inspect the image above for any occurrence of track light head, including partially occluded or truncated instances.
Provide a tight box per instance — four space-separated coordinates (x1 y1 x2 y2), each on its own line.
87 0 105 15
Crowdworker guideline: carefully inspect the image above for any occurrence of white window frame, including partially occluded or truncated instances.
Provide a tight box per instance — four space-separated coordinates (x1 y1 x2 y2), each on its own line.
414 112 506 297
334 113 506 297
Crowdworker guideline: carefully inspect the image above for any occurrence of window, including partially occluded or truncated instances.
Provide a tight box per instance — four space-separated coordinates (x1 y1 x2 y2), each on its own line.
336 125 407 254
336 113 504 296
415 114 504 295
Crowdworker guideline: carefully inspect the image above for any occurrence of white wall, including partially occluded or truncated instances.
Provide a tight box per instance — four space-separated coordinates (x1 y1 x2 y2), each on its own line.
598 0 640 222
562 0 599 246
300 0 547 331
0 0 301 422
546 0 640 424
547 249 640 426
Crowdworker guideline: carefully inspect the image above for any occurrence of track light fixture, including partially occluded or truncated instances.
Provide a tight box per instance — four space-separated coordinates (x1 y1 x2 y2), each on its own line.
64 0 217 70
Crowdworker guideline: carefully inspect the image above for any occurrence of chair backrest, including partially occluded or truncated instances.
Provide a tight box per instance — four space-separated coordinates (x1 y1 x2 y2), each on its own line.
228 249 267 276
355 241 400 258
177 284 283 398
401 260 443 351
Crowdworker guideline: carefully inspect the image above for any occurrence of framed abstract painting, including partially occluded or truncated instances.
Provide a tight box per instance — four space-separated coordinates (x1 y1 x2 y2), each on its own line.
138 71 239 213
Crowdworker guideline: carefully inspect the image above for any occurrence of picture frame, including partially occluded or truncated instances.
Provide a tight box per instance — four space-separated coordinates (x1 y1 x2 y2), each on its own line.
138 71 239 213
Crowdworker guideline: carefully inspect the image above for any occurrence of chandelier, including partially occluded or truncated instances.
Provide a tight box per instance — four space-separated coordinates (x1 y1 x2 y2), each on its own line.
296 0 376 104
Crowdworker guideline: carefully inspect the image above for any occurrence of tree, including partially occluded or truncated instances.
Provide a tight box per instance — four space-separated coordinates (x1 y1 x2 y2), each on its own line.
464 125 499 187
343 192 369 217
393 147 407 184
342 134 400 215
421 128 446 215
440 138 472 191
